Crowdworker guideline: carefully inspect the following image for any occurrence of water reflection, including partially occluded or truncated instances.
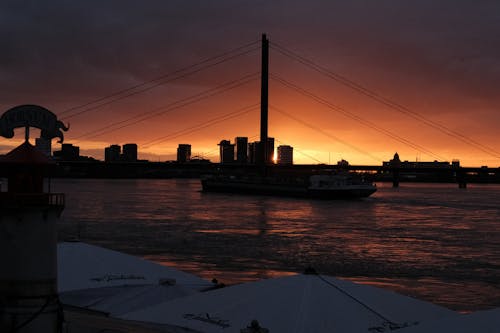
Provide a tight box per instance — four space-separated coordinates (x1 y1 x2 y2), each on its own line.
55 179 500 311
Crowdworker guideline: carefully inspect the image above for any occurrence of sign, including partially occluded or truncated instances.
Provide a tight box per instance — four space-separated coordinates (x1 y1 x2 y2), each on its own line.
0 104 69 143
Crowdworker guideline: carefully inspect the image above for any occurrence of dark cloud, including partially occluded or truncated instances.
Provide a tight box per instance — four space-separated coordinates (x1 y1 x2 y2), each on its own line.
1 1 499 98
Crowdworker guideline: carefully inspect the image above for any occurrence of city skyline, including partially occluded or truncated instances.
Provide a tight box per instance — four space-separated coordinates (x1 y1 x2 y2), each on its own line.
3 111 498 167
44 137 471 168
1 1 500 167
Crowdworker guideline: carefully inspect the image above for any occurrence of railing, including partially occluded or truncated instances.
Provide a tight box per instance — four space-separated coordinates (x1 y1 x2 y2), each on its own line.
0 193 65 210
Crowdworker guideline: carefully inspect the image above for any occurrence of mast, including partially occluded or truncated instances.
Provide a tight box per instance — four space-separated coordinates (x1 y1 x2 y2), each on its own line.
260 33 269 166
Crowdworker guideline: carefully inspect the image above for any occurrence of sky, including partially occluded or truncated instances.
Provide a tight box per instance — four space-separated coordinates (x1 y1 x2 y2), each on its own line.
1 0 499 166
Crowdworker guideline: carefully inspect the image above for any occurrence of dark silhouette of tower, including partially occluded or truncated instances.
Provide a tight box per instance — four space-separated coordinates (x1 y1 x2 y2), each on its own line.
260 34 269 166
235 137 248 163
277 145 293 165
105 144 121 162
122 143 138 162
177 144 191 163
219 140 235 164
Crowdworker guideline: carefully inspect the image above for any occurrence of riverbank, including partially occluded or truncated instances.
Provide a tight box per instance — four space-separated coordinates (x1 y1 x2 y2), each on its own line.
50 160 500 184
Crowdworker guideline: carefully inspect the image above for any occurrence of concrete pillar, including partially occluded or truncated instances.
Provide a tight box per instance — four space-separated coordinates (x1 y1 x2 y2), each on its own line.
456 170 467 189
392 168 400 188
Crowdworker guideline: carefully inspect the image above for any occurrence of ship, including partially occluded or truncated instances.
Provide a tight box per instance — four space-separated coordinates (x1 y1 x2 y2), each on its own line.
201 34 377 199
201 173 377 199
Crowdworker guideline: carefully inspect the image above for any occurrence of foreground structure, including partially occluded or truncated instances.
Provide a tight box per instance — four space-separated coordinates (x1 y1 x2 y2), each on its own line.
0 142 65 332
0 104 68 332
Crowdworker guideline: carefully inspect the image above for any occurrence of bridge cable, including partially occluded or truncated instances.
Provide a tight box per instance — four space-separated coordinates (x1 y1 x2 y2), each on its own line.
269 104 383 163
60 40 260 120
274 138 324 164
270 73 445 161
270 42 500 159
72 73 259 142
142 104 260 148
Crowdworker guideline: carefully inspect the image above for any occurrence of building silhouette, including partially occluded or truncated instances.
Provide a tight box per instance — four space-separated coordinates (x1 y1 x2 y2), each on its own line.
252 138 274 165
105 144 121 162
248 141 258 164
383 152 458 169
247 138 274 165
217 137 274 165
104 143 140 162
266 137 275 164
53 143 80 161
277 145 293 165
177 144 191 163
235 137 248 164
35 137 51 157
122 143 138 162
219 140 235 164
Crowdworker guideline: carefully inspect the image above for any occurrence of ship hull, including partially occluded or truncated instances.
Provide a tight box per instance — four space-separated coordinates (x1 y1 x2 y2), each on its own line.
201 179 376 199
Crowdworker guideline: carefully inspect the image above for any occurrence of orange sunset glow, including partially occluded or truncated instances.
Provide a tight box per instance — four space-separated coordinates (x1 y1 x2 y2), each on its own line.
1 1 499 167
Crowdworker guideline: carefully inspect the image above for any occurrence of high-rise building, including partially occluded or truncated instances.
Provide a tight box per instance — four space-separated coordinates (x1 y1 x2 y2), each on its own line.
248 141 257 164
53 143 79 161
235 137 248 164
177 144 191 163
254 141 265 165
248 138 274 164
218 140 234 164
63 143 80 160
105 144 121 162
35 137 51 157
266 137 275 164
277 145 293 165
122 143 138 162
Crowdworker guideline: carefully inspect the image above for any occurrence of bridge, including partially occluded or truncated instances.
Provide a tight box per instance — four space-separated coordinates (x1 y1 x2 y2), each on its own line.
49 158 500 188
18 34 499 179
215 162 500 188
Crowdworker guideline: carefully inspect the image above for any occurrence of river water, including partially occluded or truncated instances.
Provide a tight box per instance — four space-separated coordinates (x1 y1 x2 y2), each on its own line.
53 178 500 312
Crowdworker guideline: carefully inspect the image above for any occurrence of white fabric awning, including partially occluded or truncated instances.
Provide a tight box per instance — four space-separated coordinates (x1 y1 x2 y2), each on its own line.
58 241 211 292
120 273 456 333
57 241 213 316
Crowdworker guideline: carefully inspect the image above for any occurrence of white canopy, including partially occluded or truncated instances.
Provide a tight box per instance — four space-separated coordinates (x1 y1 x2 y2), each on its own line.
120 273 456 333
57 241 213 316
59 284 199 316
398 307 500 333
58 241 211 292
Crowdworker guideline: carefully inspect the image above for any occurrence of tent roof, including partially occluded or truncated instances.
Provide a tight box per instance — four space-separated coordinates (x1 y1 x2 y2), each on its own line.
58 242 212 293
0 141 53 165
120 273 456 333
59 284 198 317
